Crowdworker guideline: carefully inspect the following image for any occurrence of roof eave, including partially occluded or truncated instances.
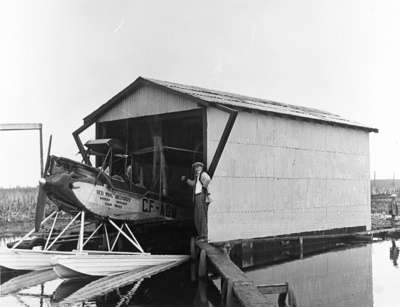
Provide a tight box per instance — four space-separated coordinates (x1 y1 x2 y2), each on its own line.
83 77 379 133
83 76 146 125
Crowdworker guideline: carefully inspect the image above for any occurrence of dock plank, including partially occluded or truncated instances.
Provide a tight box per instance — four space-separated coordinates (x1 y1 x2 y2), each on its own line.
196 241 249 282
233 283 276 307
258 283 288 295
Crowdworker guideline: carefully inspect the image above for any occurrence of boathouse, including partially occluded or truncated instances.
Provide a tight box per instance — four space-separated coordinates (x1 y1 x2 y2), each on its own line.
74 77 377 242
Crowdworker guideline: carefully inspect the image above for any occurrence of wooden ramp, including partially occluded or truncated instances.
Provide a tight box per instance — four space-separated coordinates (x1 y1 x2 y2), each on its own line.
58 257 189 305
196 240 284 307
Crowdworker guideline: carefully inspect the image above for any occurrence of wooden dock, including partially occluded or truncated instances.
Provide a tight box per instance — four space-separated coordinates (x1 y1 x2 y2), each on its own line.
194 239 290 307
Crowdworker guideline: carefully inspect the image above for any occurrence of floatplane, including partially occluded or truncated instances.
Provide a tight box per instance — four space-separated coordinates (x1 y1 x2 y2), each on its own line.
0 136 191 278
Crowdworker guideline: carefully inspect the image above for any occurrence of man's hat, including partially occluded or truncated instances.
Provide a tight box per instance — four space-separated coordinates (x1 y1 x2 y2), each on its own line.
192 161 204 168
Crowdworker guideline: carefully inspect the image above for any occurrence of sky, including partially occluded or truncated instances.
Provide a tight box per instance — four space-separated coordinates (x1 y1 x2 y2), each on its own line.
0 0 398 187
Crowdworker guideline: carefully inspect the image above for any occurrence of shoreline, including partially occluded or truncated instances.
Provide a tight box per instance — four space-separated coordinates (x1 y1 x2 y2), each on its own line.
0 213 394 238
0 220 34 237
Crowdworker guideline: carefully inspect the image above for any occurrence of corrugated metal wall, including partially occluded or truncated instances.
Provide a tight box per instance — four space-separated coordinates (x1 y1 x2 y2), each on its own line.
207 108 371 242
97 85 200 122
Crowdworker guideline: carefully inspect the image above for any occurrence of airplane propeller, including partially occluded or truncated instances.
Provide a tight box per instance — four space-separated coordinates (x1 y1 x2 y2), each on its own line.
35 135 52 232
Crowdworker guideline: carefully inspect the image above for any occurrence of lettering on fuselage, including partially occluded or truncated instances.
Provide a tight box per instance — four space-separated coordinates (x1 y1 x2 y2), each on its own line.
115 194 130 202
142 198 154 212
90 186 178 219
142 198 177 218
105 192 113 198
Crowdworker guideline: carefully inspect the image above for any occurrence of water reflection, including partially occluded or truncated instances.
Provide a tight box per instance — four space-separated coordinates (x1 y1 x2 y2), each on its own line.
245 243 373 307
242 240 400 307
0 269 58 296
52 278 94 303
1 261 220 307
193 278 213 307
6 237 400 306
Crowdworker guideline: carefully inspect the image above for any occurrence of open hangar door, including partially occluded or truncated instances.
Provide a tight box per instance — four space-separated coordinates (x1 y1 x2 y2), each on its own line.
95 109 205 215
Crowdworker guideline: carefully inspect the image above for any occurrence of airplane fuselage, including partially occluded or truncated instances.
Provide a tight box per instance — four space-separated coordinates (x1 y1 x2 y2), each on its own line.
44 156 191 224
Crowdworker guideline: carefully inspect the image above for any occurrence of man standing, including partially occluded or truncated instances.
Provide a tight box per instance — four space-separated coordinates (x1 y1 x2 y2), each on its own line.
182 162 211 241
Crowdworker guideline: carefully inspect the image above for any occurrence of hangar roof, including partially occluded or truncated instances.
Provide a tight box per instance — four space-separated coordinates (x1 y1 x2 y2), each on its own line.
83 77 378 132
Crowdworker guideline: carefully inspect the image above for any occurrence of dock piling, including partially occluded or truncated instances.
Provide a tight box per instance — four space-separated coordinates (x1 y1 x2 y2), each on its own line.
299 236 303 259
226 279 233 307
190 237 196 260
198 249 207 278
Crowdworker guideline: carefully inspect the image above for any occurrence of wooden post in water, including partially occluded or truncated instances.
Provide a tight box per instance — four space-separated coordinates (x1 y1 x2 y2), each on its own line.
278 282 289 306
78 210 85 252
221 278 227 305
299 236 303 259
190 237 197 282
391 194 397 228
191 261 197 282
198 249 207 277
226 279 233 306
190 237 196 260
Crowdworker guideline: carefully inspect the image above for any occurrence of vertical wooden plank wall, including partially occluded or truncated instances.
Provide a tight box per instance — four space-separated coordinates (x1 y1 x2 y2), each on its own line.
97 85 200 122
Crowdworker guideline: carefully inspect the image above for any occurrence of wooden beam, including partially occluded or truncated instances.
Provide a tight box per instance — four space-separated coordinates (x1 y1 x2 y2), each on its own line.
39 127 44 176
202 107 207 168
17 293 52 299
213 228 380 247
364 227 400 235
196 240 248 282
0 123 44 177
233 283 275 307
0 123 42 131
208 106 238 177
257 283 288 295
73 122 92 165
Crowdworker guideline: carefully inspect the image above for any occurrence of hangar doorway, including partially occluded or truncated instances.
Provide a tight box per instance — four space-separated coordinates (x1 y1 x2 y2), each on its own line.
95 109 205 207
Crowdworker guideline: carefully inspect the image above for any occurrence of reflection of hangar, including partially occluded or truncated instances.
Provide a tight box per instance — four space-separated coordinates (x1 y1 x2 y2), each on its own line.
73 77 377 242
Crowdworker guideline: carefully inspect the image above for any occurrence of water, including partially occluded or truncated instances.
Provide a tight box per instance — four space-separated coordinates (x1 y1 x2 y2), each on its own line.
1 237 399 306
0 267 218 306
0 235 220 307
245 239 399 307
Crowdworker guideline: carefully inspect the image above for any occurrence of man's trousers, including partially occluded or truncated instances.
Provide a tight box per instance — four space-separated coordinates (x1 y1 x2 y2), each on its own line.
194 192 208 239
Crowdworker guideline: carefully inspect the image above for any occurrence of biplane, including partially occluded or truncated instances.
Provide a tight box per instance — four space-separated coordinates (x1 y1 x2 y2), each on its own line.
35 137 193 231
0 136 194 276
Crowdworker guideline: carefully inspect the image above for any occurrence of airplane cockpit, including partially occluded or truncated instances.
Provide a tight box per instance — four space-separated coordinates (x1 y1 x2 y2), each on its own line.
83 111 204 207
84 138 140 191
84 131 201 207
